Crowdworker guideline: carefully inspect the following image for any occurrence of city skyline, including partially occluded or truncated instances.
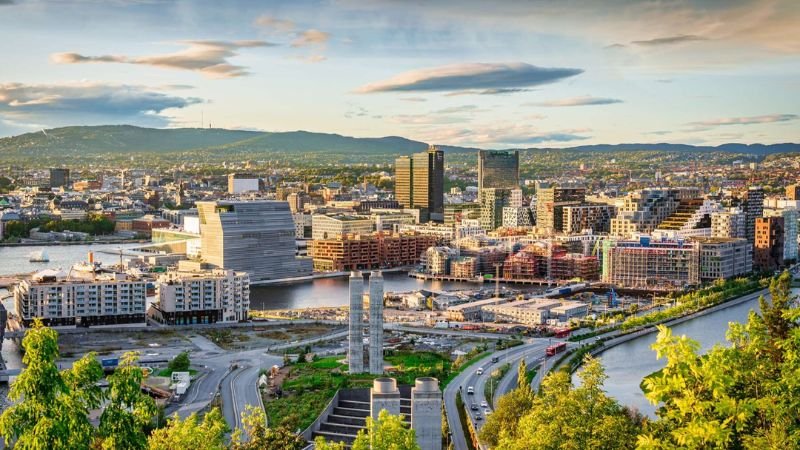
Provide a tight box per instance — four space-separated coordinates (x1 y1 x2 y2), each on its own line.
0 0 798 148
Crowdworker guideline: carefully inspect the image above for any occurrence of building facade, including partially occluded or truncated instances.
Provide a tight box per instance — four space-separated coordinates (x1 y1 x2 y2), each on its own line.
152 261 249 325
227 173 260 194
14 263 147 327
711 208 746 238
312 214 374 240
694 237 752 281
394 145 444 222
562 203 617 234
601 238 700 291
754 216 784 271
535 184 586 232
478 150 519 191
744 186 765 244
197 200 312 283
309 232 436 272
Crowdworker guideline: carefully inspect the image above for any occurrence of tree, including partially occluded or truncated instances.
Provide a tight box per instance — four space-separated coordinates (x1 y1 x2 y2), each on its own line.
497 356 640 450
98 352 157 450
168 351 190 372
148 408 228 450
480 374 535 447
0 319 104 450
517 359 530 390
351 409 420 450
639 271 800 449
230 406 305 450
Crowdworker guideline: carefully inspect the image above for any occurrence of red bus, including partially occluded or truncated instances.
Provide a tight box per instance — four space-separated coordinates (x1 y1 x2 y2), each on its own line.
545 342 567 357
553 328 571 339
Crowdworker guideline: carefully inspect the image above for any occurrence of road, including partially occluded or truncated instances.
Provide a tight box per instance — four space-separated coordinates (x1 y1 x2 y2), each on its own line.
443 339 557 450
171 335 282 432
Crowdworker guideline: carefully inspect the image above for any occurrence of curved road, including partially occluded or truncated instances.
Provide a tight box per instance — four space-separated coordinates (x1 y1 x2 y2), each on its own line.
444 339 558 450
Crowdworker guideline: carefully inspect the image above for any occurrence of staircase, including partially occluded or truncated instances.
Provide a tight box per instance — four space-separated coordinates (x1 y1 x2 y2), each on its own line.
308 386 413 448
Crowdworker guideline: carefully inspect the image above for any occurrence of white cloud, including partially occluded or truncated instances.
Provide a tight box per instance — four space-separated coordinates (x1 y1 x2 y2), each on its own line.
52 40 275 78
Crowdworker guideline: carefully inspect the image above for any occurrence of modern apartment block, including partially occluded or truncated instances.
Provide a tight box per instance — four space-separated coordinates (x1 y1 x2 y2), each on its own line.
535 184 586 232
693 237 752 281
610 187 699 238
479 188 513 230
744 186 765 244
653 198 721 238
150 260 250 325
502 206 534 228
754 216 785 271
197 200 312 283
312 214 374 240
601 238 700 291
309 232 437 272
394 145 444 222
765 208 798 262
562 203 617 234
14 261 147 327
478 149 519 191
712 208 746 238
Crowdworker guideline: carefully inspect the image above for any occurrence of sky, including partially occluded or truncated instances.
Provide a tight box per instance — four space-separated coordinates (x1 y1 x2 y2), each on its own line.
0 0 799 148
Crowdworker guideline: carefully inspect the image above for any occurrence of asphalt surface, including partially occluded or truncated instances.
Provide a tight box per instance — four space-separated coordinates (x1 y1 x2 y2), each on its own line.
443 339 558 450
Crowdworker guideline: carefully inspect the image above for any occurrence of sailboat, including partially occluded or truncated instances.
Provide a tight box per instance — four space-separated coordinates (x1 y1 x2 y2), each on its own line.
29 249 50 263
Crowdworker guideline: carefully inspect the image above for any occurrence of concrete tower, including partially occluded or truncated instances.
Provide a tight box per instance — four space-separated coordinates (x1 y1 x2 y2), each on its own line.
370 378 400 420
411 378 443 450
348 271 364 374
368 271 384 375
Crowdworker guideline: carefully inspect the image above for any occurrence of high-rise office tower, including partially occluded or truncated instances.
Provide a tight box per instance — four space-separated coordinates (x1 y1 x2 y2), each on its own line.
368 271 384 375
394 145 444 222
478 150 519 190
196 200 312 284
348 271 365 374
49 168 70 188
744 186 765 244
395 156 413 209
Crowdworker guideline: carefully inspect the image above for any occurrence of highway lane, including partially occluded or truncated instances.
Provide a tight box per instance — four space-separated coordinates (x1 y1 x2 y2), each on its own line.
444 340 551 450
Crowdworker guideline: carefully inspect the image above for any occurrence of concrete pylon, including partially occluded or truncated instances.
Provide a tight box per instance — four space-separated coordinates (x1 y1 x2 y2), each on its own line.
348 271 364 374
368 270 384 375
411 377 443 450
370 377 400 420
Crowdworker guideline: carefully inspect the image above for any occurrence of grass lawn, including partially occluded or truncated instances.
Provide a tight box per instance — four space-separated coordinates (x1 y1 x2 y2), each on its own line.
265 352 452 431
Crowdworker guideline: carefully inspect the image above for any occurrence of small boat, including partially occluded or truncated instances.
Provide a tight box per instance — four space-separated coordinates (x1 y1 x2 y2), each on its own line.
29 250 50 263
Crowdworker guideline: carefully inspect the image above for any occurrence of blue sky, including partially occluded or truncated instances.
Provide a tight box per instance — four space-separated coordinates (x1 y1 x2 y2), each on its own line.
0 0 798 148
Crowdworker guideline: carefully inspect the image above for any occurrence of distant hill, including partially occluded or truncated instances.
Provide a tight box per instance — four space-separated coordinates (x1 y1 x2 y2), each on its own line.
0 125 476 156
0 125 797 157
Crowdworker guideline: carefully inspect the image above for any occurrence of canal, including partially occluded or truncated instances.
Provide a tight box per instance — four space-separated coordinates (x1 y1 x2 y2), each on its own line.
592 288 799 417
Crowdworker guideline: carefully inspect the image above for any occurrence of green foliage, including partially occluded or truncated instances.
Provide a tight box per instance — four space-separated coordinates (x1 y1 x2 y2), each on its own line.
231 406 306 450
496 356 641 450
98 352 158 450
638 270 800 449
168 351 190 372
480 377 535 447
148 408 229 450
352 409 420 450
621 276 766 331
0 319 104 450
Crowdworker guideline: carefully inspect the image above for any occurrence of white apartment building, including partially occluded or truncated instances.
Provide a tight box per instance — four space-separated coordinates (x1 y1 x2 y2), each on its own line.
14 262 147 327
152 260 250 325
712 208 746 239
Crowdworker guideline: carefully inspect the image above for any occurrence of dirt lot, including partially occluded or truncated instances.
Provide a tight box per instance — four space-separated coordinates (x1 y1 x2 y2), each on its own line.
58 329 192 357
199 323 343 350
